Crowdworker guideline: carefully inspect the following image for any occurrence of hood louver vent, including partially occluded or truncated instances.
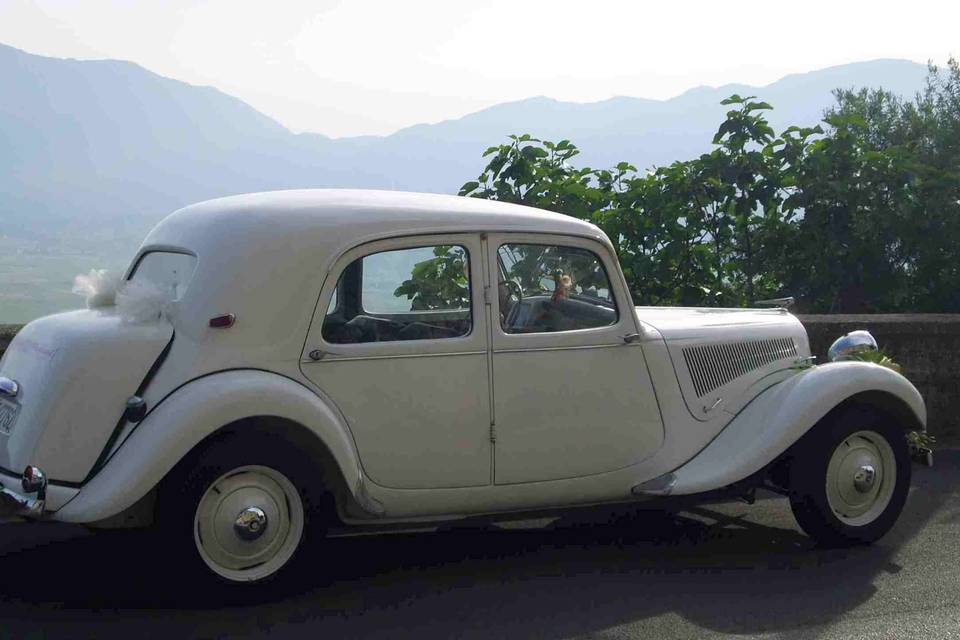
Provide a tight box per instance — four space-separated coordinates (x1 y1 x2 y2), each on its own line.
683 337 797 398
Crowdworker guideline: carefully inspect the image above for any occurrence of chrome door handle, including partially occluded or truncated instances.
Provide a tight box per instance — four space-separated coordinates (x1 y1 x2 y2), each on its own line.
622 333 641 344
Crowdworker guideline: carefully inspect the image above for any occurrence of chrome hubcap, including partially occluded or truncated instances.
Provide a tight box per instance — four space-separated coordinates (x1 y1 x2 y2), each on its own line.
234 506 268 541
194 465 304 583
853 464 876 493
826 431 896 526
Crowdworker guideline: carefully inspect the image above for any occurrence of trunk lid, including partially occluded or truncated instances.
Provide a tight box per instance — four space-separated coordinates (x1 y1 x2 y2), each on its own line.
0 309 172 483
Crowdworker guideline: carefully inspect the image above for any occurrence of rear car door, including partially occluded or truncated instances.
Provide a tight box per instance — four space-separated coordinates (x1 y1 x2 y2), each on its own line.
300 234 492 490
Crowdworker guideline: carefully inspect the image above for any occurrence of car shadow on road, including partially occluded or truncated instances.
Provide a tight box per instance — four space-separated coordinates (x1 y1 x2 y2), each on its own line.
0 456 953 639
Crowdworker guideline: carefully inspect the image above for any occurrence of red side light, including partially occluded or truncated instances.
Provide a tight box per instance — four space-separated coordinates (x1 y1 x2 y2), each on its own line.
209 314 236 328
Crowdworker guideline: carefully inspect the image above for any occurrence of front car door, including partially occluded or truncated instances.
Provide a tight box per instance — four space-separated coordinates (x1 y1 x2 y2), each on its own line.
301 233 491 490
488 233 664 484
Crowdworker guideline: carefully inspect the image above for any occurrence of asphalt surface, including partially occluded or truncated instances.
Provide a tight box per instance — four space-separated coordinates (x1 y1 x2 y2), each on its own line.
1 452 958 640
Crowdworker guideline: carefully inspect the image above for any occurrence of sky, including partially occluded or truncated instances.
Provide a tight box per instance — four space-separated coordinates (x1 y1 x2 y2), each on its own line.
1 0 957 138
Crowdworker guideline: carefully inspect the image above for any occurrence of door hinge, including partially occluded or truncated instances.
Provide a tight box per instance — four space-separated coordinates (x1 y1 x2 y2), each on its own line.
489 424 496 443
483 285 493 305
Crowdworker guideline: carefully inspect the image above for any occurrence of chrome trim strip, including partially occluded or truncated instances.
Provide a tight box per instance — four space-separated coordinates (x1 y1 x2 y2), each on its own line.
493 343 627 355
305 350 487 364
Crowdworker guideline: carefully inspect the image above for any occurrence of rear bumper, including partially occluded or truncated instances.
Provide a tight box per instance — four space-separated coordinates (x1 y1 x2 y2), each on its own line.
0 469 45 519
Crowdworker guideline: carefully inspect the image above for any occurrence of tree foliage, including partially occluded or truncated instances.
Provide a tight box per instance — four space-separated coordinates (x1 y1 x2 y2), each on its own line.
460 60 960 312
393 245 470 310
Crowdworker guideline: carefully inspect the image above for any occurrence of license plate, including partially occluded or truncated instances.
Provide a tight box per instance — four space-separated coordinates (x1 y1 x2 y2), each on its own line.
0 398 19 436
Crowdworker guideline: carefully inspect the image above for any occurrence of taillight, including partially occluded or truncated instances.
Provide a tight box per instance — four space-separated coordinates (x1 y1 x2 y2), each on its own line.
209 314 236 328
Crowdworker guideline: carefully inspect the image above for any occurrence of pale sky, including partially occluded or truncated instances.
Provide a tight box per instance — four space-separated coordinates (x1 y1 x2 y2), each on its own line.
1 0 957 138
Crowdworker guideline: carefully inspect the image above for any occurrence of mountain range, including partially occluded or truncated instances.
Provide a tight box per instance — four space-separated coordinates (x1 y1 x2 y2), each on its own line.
0 43 931 321
1 43 930 242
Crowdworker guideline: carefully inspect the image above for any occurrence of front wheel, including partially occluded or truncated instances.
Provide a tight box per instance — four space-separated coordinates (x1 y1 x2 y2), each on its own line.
788 408 911 547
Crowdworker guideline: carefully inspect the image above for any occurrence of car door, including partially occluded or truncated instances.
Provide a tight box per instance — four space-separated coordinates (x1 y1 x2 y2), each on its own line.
300 233 491 490
488 233 664 484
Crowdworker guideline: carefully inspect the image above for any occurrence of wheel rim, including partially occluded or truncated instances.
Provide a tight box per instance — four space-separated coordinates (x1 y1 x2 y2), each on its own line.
825 430 897 527
194 465 304 582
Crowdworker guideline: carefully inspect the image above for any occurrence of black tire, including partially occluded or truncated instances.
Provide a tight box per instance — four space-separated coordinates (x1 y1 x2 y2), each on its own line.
155 431 328 588
787 406 911 547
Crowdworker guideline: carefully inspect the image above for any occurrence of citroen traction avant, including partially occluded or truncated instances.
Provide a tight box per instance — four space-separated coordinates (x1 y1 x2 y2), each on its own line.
0 190 928 586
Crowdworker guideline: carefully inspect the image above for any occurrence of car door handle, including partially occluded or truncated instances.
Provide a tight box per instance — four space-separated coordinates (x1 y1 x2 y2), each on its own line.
621 333 641 344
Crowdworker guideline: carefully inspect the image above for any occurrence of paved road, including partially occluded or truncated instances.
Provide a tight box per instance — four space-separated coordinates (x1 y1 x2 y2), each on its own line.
1 452 958 639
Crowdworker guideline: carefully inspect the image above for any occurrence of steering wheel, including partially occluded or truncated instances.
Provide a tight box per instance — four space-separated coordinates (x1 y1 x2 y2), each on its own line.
501 279 523 327
503 280 522 303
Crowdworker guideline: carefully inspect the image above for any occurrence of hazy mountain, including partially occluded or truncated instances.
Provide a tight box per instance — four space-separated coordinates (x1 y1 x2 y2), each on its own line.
1 42 930 246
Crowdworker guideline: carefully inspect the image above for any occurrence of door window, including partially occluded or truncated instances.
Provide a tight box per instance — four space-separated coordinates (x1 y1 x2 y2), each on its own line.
497 243 618 334
322 244 472 344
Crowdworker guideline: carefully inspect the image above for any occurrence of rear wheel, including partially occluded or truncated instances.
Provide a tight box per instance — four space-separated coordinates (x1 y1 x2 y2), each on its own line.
157 433 325 587
788 407 911 546
193 464 305 583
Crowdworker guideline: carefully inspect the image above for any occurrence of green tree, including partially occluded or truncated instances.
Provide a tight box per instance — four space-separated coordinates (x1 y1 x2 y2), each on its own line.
461 98 805 307
393 245 470 310
787 59 960 311
460 60 960 313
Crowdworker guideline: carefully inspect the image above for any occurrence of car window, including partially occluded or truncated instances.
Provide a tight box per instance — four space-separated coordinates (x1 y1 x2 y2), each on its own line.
128 251 197 301
497 243 618 334
322 244 472 344
326 287 338 315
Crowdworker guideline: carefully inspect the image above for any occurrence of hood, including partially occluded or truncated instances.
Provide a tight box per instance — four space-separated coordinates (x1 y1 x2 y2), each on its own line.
636 306 810 421
0 309 172 483
636 306 808 341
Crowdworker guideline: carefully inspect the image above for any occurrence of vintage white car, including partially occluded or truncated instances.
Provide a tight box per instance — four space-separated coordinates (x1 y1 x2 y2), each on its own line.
0 190 928 586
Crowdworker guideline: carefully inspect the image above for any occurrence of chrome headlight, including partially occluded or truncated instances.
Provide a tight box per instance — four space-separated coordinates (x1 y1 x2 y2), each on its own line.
828 330 878 362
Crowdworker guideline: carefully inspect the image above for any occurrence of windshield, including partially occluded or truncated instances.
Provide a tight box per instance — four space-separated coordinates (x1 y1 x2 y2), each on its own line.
129 251 197 301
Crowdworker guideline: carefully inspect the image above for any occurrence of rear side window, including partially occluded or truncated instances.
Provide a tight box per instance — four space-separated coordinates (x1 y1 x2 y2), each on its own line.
129 251 197 301
323 244 472 344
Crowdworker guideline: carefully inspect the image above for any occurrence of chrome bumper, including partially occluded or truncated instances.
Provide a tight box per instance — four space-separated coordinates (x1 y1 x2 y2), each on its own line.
0 467 46 519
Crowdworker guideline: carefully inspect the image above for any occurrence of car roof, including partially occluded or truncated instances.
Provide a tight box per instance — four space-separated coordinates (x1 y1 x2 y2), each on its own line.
135 190 612 352
151 189 600 244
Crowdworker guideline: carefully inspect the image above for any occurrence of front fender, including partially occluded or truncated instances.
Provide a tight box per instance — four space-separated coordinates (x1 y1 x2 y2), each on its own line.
668 362 925 495
55 370 363 523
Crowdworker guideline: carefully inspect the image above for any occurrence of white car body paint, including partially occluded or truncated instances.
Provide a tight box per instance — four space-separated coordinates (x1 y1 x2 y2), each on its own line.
0 309 171 482
0 189 926 527
668 361 925 495
55 369 363 523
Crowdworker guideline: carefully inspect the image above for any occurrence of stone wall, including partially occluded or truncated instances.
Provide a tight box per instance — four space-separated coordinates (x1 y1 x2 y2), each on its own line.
798 314 960 439
2 315 958 436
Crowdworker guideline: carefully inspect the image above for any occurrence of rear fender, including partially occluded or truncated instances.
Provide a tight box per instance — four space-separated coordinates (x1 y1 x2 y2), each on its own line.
668 362 925 495
55 370 364 523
